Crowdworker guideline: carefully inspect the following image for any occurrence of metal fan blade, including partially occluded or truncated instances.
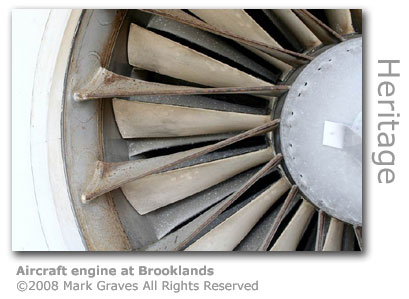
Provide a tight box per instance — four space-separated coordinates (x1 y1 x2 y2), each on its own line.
142 9 312 67
146 196 231 251
322 217 344 251
113 98 270 138
122 148 274 215
270 200 315 251
145 155 283 251
342 224 357 251
354 226 363 250
190 9 280 47
81 120 280 202
74 67 289 101
185 176 291 251
350 9 362 33
128 23 270 88
127 133 234 157
269 9 321 50
146 168 260 239
325 9 355 35
259 185 298 251
189 9 292 76
146 15 278 81
315 210 326 251
293 9 345 44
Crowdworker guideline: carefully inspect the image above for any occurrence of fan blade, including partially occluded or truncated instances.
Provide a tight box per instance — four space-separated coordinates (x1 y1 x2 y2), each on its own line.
293 9 345 44
146 155 283 251
236 186 300 251
269 9 321 50
147 168 260 239
189 9 292 76
315 210 326 251
350 9 362 33
142 9 312 67
122 148 274 214
113 98 270 138
128 23 270 88
127 133 234 157
342 224 356 251
322 217 344 251
270 200 315 251
325 9 355 35
259 185 298 250
185 177 291 251
190 9 280 47
354 226 363 250
81 120 280 202
74 67 289 101
146 15 278 81
147 196 231 251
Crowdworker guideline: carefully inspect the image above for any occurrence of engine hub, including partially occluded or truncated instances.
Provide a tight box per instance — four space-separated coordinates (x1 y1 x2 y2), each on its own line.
280 37 362 226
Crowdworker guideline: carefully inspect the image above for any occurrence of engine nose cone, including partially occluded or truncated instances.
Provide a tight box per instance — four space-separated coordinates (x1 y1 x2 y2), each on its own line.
280 37 362 225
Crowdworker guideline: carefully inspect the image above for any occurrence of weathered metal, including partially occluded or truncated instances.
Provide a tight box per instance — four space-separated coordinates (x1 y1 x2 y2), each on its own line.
127 133 234 157
350 9 362 33
113 98 271 138
260 185 299 251
325 9 355 35
48 8 362 251
280 37 362 226
322 217 345 251
146 14 278 81
142 9 313 66
146 154 283 251
185 177 291 251
293 9 345 43
270 200 315 251
128 23 271 88
74 67 289 100
268 10 322 50
81 120 280 203
122 148 274 214
146 168 261 240
189 9 292 77
61 10 132 251
354 226 363 250
315 210 326 251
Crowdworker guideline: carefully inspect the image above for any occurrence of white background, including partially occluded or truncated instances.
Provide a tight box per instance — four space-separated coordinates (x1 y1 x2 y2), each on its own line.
12 9 61 251
3 0 409 298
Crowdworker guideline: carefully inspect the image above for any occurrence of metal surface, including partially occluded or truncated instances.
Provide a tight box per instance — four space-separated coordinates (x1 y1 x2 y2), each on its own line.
322 217 344 251
142 9 313 67
44 8 362 251
81 120 280 202
146 14 278 81
113 99 270 138
74 67 289 100
293 9 345 43
268 10 321 50
280 37 362 226
189 9 292 76
127 133 234 157
260 185 298 250
325 10 355 35
61 10 131 250
315 210 326 251
146 168 261 240
185 177 290 251
146 155 283 251
121 148 273 214
128 23 270 88
270 200 315 251
234 193 299 251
